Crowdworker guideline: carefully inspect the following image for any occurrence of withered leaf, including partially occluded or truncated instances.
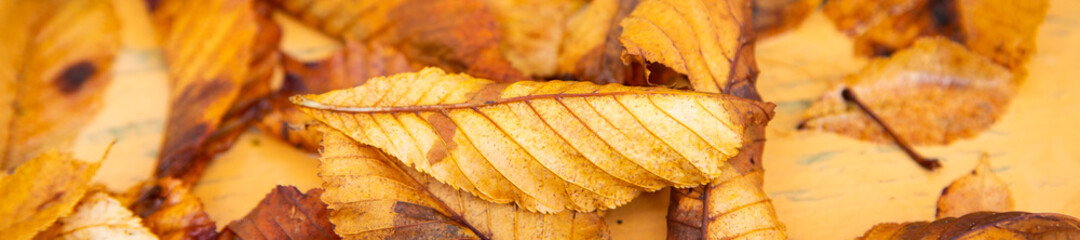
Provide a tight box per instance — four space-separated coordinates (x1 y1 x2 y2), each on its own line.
936 154 1014 218
954 0 1048 70
557 0 642 85
799 38 1015 145
220 186 338 240
292 67 773 213
859 212 1080 239
149 0 281 182
0 0 120 171
267 0 524 82
128 178 217 240
319 130 608 239
667 164 787 240
753 0 822 39
484 0 586 77
0 150 102 240
35 191 156 240
618 0 758 95
257 41 413 152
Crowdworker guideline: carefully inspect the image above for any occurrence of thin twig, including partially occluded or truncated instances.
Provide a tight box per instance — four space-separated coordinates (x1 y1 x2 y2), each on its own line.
841 88 941 170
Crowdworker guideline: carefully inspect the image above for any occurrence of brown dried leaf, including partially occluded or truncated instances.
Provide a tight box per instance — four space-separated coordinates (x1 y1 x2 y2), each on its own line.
557 0 643 85
219 186 338 240
484 0 586 77
128 178 217 240
292 67 773 213
859 212 1080 239
667 164 787 240
267 0 524 82
0 0 120 171
257 41 413 151
34 191 156 240
0 150 102 240
753 0 822 39
936 154 1014 218
319 130 608 239
148 0 281 182
799 38 1015 145
618 0 758 95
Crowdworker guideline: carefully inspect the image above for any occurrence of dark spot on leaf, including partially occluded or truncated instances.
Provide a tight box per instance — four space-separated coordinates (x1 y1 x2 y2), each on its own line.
55 62 96 94
466 83 509 104
251 139 260 146
144 0 161 12
131 184 164 218
425 113 458 165
36 192 65 211
616 220 623 224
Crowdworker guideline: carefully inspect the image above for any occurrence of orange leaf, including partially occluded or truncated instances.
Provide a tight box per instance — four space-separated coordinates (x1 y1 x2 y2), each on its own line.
219 186 338 240
936 154 1014 218
0 150 103 240
860 212 1080 239
128 178 217 240
753 0 822 39
557 0 644 85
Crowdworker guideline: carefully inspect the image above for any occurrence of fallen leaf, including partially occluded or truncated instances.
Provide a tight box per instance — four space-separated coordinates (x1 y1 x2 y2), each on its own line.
557 0 643 85
35 191 156 240
267 0 524 82
753 0 822 39
936 154 1014 218
292 67 773 213
256 41 414 152
859 212 1080 239
148 0 281 182
128 178 217 240
954 0 1048 70
667 164 787 239
618 0 758 95
0 0 120 171
318 130 608 239
219 186 338 240
0 150 102 240
484 0 586 77
799 37 1015 145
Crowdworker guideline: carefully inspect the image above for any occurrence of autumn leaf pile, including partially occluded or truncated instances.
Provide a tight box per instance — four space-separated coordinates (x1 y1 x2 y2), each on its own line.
1 0 1077 239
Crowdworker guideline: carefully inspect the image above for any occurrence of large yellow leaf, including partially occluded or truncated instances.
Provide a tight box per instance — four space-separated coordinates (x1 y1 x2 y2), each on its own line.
0 0 120 171
148 0 281 182
292 67 773 213
618 0 757 94
0 150 102 240
35 191 156 240
319 130 608 239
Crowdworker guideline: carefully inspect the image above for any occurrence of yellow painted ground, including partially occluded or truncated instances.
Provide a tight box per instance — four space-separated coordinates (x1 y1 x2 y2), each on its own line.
76 0 1080 239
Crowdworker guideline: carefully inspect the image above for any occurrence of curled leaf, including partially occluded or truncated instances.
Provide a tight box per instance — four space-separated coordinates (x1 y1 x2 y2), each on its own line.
257 41 413 151
936 154 1014 218
36 191 156 240
319 130 608 239
753 0 822 39
219 186 338 240
149 0 281 182
0 0 120 171
860 212 1080 239
128 178 217 240
618 0 757 95
0 150 102 240
292 67 773 213
267 0 524 81
799 38 1015 145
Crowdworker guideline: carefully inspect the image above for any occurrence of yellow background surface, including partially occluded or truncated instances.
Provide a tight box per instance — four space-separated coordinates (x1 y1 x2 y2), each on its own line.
75 0 1080 239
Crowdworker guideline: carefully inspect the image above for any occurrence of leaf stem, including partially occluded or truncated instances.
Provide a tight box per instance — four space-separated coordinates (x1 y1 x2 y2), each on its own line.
841 88 941 170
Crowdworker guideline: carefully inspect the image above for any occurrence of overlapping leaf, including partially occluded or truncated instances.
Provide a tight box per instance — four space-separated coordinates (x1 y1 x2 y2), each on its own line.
0 150 102 240
293 67 773 213
128 178 217 240
319 130 608 239
148 0 281 182
667 164 787 240
937 154 1014 218
35 191 156 240
484 0 586 77
799 38 1015 145
267 0 523 82
860 212 1080 239
219 186 338 240
753 0 821 38
557 0 643 85
0 0 120 171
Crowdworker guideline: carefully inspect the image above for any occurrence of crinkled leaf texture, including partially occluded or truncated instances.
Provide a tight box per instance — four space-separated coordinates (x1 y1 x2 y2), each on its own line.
860 212 1080 239
220 186 338 240
293 67 773 213
319 130 608 239
0 150 102 240
800 38 1015 145
37 191 156 240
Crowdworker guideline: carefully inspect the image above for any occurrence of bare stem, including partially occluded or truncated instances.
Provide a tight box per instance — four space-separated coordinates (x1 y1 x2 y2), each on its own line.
841 88 941 170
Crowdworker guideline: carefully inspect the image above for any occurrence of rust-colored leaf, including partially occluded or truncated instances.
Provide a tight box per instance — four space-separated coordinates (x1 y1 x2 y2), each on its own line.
557 0 643 85
936 154 1014 218
0 150 102 240
860 212 1080 239
128 178 217 240
267 0 524 82
753 0 822 39
618 0 758 95
34 191 156 240
319 130 608 239
257 41 414 152
0 0 120 171
148 0 281 183
292 67 773 213
219 186 338 240
799 38 1015 145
